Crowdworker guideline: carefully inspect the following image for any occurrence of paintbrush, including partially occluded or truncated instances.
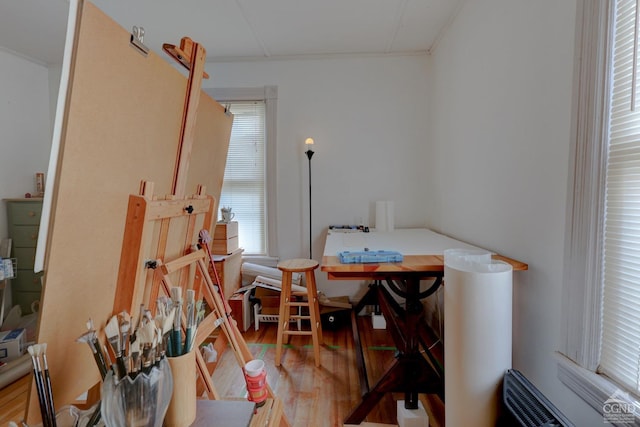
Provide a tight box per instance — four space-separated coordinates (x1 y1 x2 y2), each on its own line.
160 307 175 358
91 336 109 379
131 303 145 343
184 289 196 353
85 403 102 427
170 286 183 356
196 299 205 326
28 345 50 427
85 319 109 379
41 344 57 427
76 331 109 379
118 312 131 374
129 337 141 375
154 325 163 364
105 315 126 379
102 344 114 376
138 320 156 373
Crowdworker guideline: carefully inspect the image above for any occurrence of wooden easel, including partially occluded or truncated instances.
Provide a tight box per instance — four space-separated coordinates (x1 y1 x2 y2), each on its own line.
112 183 285 424
108 36 288 426
155 228 286 425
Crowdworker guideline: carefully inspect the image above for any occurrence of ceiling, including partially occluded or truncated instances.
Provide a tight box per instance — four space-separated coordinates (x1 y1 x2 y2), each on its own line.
0 0 463 66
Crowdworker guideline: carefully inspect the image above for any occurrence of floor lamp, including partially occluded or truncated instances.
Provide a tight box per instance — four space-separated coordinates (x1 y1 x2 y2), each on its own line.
305 137 314 259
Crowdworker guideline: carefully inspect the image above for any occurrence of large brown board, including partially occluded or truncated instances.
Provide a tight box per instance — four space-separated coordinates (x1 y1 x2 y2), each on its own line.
27 1 232 420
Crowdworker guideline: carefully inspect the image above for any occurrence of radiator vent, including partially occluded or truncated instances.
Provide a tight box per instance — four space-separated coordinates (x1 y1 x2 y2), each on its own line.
503 369 574 427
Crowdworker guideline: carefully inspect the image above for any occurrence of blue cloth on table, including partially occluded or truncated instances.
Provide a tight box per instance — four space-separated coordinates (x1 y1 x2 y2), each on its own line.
338 250 403 264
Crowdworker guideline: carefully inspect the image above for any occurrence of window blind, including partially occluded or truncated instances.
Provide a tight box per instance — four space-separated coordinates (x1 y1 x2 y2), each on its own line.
600 0 640 394
219 101 266 255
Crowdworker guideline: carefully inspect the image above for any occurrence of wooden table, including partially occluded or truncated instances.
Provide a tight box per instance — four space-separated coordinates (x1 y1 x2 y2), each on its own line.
320 228 527 424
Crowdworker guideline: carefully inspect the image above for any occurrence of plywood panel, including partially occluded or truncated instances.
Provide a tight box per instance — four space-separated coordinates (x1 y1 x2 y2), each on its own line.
188 92 233 217
27 0 232 421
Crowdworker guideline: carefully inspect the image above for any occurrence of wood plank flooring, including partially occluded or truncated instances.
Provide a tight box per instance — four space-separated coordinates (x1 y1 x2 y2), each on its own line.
212 317 444 427
0 315 444 427
0 373 30 426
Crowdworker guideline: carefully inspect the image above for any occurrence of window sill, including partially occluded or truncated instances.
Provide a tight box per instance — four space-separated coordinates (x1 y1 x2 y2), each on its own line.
556 352 640 424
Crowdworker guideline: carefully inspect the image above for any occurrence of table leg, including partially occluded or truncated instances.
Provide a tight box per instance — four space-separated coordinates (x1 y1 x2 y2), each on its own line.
344 275 444 424
344 351 442 424
378 279 422 410
351 309 369 396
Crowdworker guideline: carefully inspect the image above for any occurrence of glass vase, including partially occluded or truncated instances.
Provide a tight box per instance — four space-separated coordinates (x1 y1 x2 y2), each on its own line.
101 358 173 427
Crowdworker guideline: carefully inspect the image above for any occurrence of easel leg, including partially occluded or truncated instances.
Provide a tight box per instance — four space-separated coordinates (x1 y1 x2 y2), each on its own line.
195 349 219 399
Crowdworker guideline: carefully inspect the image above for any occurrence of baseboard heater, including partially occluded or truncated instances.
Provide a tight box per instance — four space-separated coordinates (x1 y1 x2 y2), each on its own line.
503 369 574 427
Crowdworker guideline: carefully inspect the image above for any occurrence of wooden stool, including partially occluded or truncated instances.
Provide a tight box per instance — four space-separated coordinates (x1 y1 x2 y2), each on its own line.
275 258 324 367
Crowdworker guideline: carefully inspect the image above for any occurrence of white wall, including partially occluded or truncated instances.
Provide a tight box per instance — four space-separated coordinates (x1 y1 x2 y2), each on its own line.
428 0 599 424
0 50 52 239
203 55 431 297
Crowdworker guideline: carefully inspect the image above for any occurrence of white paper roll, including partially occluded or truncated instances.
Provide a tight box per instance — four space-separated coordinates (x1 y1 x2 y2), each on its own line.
375 201 395 231
241 262 301 285
444 248 513 427
253 275 307 293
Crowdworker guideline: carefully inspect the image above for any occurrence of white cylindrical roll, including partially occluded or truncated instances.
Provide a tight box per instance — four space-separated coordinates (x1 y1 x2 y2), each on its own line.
254 275 283 288
375 201 394 231
254 275 307 293
385 201 394 231
241 262 301 285
444 248 513 427
0 353 31 389
376 201 388 231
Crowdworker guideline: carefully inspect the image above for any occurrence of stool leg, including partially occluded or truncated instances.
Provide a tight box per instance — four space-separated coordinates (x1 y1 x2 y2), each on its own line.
275 271 293 366
305 270 323 367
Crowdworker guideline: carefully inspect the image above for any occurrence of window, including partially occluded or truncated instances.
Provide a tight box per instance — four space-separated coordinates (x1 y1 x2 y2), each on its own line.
206 87 278 258
600 0 640 393
220 101 266 254
560 0 640 416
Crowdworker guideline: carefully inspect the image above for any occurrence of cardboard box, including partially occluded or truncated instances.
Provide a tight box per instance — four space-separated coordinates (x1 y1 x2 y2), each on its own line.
0 328 26 362
214 221 238 239
254 287 297 315
229 290 253 332
212 236 239 255
212 249 243 299
213 221 239 254
254 287 281 315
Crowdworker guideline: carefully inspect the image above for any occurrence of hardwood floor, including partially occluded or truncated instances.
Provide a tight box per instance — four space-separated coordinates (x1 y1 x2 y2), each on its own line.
212 317 444 427
0 315 444 427
0 373 30 426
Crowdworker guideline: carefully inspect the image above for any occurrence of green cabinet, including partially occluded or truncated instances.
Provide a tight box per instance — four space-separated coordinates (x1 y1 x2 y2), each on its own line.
5 199 43 314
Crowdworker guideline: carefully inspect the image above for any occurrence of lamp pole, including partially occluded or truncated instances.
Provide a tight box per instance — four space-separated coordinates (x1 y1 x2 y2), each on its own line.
305 138 315 259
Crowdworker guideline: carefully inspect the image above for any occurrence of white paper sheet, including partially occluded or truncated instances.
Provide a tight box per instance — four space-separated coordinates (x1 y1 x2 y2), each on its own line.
323 229 488 256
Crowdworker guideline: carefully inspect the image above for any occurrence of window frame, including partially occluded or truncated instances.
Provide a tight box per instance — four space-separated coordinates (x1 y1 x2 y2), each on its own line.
205 86 278 260
560 0 640 419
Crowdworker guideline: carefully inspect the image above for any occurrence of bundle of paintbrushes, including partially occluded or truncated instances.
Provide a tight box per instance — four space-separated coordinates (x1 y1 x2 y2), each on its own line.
103 308 168 381
164 288 205 357
27 343 57 427
101 306 177 427
77 291 205 383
